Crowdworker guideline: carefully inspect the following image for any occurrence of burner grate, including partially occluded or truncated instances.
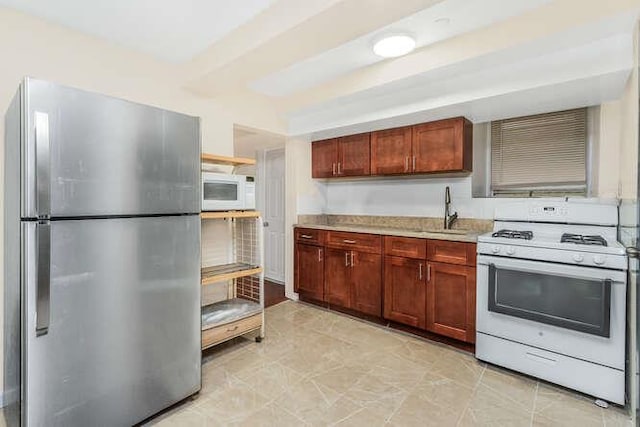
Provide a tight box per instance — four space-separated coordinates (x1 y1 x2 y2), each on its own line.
560 233 608 247
491 229 534 240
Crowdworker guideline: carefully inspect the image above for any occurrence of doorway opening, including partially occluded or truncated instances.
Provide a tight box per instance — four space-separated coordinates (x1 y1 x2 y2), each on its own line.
233 125 287 294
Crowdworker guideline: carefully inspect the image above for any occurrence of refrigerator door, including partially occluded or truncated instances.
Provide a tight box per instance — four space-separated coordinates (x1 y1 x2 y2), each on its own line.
23 216 201 426
22 79 200 218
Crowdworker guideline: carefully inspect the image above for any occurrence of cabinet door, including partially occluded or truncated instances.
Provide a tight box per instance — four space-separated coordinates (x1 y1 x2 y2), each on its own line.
324 248 351 309
383 257 426 328
350 252 382 317
338 133 370 177
370 127 413 175
312 139 339 178
413 118 472 173
426 262 476 343
294 243 325 301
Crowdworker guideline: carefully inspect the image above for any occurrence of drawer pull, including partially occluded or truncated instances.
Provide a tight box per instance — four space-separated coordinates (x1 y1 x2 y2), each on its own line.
526 352 557 365
300 234 313 239
343 239 356 244
226 325 239 332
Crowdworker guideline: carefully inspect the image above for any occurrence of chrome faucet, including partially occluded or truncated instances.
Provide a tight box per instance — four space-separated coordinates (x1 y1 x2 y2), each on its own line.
444 186 458 230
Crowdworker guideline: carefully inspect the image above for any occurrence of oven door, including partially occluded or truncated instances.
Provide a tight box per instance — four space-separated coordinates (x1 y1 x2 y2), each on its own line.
489 262 612 337
202 175 245 211
477 255 626 369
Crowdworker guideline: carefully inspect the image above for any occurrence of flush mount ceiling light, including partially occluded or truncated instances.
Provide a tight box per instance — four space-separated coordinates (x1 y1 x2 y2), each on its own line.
373 34 416 58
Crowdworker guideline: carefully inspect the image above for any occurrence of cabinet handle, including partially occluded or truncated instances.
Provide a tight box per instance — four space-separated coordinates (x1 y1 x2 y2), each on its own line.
226 325 239 332
412 156 416 171
332 163 336 175
337 162 342 175
343 239 356 244
318 248 322 262
300 234 313 239
345 252 350 267
404 156 409 172
427 263 431 282
419 263 423 280
350 251 354 267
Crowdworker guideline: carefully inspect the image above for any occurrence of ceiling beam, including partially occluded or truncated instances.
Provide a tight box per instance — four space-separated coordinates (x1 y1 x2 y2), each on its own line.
275 0 640 115
183 0 444 97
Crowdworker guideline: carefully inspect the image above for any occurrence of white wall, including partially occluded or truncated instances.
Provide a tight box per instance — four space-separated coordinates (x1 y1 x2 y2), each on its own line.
283 136 327 298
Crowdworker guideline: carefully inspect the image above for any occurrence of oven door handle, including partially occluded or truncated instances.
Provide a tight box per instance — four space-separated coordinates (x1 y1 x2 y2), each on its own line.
478 255 624 283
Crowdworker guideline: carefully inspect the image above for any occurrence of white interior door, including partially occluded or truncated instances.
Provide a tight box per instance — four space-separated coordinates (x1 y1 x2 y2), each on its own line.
263 148 285 283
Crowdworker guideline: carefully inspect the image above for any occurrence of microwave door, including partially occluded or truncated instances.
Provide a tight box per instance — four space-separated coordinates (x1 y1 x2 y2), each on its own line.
202 179 244 211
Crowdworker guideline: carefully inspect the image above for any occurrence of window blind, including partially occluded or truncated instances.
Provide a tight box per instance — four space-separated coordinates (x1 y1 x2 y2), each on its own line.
491 108 587 196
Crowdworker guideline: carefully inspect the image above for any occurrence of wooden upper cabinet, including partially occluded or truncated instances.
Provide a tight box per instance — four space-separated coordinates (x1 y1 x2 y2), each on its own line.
318 117 472 178
312 134 371 178
338 133 370 177
413 117 472 173
371 127 413 175
312 138 339 178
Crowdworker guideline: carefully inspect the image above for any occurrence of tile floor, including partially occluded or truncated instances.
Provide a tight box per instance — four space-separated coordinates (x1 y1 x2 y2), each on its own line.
148 301 632 426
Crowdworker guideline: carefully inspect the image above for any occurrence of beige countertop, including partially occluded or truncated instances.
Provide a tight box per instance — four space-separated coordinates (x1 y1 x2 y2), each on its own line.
293 223 482 243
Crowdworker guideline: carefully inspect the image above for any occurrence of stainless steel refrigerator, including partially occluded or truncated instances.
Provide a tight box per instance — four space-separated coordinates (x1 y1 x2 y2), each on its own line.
3 78 202 426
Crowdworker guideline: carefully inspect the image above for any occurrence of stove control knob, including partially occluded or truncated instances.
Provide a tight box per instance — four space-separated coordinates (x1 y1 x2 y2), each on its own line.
491 246 500 254
572 254 584 263
506 247 516 256
593 255 605 265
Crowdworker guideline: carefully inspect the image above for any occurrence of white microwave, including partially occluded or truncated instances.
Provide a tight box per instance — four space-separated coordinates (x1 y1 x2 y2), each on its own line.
202 172 255 211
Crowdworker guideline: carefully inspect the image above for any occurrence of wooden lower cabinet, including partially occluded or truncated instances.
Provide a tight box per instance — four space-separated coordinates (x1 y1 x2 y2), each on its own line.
324 248 382 315
325 248 351 308
426 262 476 343
384 256 426 328
294 243 325 301
350 252 382 316
295 228 477 344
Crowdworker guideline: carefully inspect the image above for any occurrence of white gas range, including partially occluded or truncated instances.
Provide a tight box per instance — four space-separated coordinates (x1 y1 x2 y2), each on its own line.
475 201 628 405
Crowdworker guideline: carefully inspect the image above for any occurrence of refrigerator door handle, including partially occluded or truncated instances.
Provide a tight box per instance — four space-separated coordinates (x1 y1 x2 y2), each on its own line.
35 111 51 218
36 220 51 336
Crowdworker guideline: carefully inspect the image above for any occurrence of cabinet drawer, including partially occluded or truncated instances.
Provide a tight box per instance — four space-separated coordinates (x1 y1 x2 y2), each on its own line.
384 236 427 259
202 314 262 350
295 228 326 246
326 231 381 254
427 240 476 266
